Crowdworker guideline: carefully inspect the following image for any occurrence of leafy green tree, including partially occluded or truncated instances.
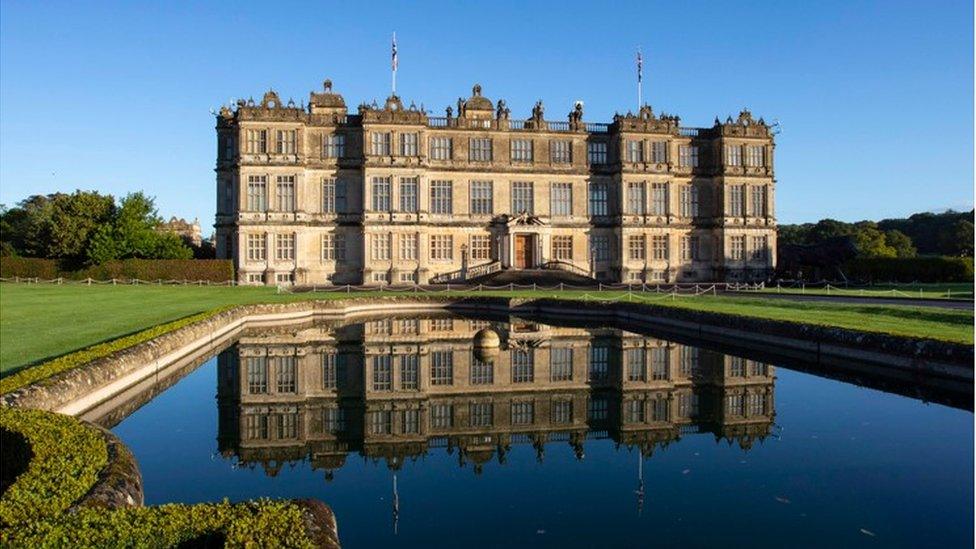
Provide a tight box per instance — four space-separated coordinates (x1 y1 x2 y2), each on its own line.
852 224 896 258
884 230 916 258
0 192 115 265
805 219 854 244
937 219 974 257
85 193 191 264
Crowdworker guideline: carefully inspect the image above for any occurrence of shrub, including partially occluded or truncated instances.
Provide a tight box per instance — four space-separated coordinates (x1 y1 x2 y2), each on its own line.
844 256 974 283
0 257 60 279
0 258 233 282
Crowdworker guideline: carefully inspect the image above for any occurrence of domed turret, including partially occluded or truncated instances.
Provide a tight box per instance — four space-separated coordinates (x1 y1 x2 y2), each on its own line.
473 327 501 363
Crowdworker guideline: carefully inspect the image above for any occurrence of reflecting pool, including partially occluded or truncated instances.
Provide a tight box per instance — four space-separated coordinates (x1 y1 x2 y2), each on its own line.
106 313 973 547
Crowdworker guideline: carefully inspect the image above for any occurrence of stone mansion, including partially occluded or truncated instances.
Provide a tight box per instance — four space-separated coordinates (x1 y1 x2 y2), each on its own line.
214 80 776 285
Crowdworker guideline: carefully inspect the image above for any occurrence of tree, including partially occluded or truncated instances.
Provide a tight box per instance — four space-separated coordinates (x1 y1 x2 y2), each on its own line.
86 193 192 264
852 224 896 258
938 219 974 257
805 219 854 245
0 191 115 266
884 230 916 258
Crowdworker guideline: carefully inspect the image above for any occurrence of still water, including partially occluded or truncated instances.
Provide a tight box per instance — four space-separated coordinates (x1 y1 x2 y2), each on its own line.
108 313 973 548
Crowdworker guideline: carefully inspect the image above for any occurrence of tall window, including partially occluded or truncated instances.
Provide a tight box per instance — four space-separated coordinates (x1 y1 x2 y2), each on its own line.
589 346 609 381
371 132 391 156
247 129 267 154
551 140 572 163
729 185 744 216
629 235 646 260
469 138 492 161
512 182 534 214
681 236 700 261
627 182 646 215
322 178 336 213
247 176 267 211
274 356 297 393
430 403 454 428
400 133 419 156
470 235 491 260
652 235 668 260
552 400 573 423
626 140 643 163
399 355 419 390
746 145 765 167
551 183 572 217
372 355 392 391
430 181 453 214
730 235 745 260
246 357 268 394
512 349 534 383
323 134 345 158
651 183 668 215
552 236 573 260
322 233 345 261
275 176 296 212
470 181 493 215
399 233 418 261
246 234 266 261
651 141 667 163
626 348 646 381
371 233 391 261
371 176 391 211
275 233 295 260
587 141 608 165
511 401 535 425
726 145 743 166
470 402 493 427
751 235 769 261
321 353 338 389
751 185 767 217
470 360 493 385
276 130 296 154
431 351 453 385
430 235 453 260
588 182 608 216
680 185 699 218
550 348 573 381
430 137 452 160
679 145 699 167
589 235 610 261
511 139 533 162
399 177 418 212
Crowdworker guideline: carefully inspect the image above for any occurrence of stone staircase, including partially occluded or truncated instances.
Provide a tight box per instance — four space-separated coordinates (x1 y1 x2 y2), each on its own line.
466 268 598 287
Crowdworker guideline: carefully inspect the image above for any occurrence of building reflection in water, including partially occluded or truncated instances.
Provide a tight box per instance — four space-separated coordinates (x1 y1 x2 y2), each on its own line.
217 314 775 480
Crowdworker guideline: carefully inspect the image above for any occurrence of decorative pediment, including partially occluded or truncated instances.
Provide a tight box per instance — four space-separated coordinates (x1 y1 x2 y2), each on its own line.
612 104 681 134
260 90 282 109
715 108 771 137
504 212 548 227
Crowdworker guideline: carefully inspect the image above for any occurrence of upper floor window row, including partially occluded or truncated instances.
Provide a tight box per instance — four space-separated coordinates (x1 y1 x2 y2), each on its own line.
245 129 298 155
726 145 766 167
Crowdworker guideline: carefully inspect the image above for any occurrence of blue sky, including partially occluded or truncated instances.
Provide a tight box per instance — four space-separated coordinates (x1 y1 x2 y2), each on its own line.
1 0 972 232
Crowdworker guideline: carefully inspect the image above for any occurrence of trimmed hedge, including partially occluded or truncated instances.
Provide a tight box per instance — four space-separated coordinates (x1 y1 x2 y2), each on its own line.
0 257 233 282
844 256 974 283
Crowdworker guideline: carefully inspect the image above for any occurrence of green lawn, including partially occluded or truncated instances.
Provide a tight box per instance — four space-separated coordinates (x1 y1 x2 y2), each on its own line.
1 282 972 376
754 282 974 300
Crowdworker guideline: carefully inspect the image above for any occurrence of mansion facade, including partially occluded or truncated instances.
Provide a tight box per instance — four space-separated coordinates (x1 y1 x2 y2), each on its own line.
215 80 777 285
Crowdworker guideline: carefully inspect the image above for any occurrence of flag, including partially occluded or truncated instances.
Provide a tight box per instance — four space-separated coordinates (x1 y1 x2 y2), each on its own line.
637 50 643 83
392 33 398 71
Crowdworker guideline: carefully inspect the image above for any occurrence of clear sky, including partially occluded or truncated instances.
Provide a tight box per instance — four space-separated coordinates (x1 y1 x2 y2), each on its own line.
1 0 972 232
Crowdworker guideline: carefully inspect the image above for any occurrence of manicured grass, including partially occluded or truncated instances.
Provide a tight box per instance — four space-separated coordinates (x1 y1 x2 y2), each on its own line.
754 282 974 299
1 282 972 377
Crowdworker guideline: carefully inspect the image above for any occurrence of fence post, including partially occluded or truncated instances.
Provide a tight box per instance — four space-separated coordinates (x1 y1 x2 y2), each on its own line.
560 282 564 291
112 278 117 286
533 283 537 291
346 285 351 294
947 288 951 299
509 283 514 291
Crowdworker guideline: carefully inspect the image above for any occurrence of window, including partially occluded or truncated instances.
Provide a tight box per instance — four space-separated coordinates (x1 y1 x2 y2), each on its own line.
430 318 454 331
323 134 345 158
335 180 347 213
368 410 392 434
626 349 645 381
680 185 699 218
322 353 338 389
552 400 573 423
588 182 608 216
430 235 453 260
512 349 534 383
470 402 493 427
401 409 420 433
322 178 336 213
751 235 769 261
629 235 646 261
247 176 267 211
679 146 699 168
726 145 743 166
651 398 669 421
278 413 297 438
748 393 767 416
470 181 493 214
431 351 453 385
551 182 572 217
372 355 392 391
512 182 534 214
323 407 345 433
551 140 572 163
681 236 700 261
246 273 264 284
400 133 419 156
399 355 419 390
651 348 669 380
469 138 492 161
726 394 745 416
274 356 297 393
587 141 608 165
680 346 700 377
244 414 268 439
275 176 296 212
730 356 746 377
730 235 745 261
589 346 609 381
430 404 454 429
471 359 493 384
371 132 391 156
652 235 668 260
246 234 266 261
372 271 390 284
626 140 643 162
651 183 667 215
470 235 491 261
550 348 573 381
399 177 418 212
511 401 535 425
588 397 608 420
246 357 268 394
371 176 391 211
626 182 646 214
751 185 767 217
371 233 391 261
589 235 610 261
247 129 267 154
399 233 418 261
511 139 533 162
552 236 573 260
430 137 452 160
275 234 295 260
729 185 744 216
651 141 667 163
746 145 765 167
430 181 453 214
276 130 296 154
322 233 345 261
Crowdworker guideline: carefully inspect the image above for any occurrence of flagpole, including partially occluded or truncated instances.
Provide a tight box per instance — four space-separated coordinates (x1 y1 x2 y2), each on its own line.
392 32 397 96
637 48 643 110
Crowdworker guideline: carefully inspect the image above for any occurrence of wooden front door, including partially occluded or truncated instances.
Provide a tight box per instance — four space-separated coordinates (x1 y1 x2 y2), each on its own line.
514 235 533 268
